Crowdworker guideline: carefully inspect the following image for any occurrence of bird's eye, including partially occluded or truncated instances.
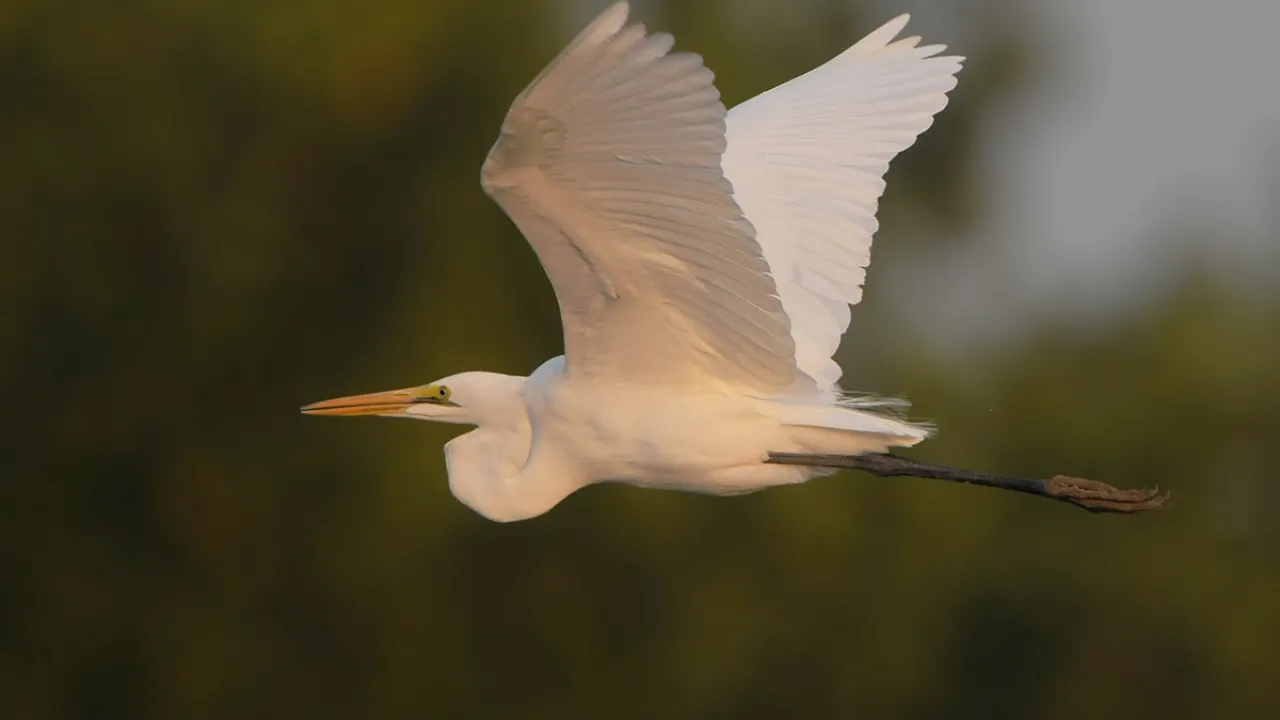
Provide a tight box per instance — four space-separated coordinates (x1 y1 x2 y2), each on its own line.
414 385 452 404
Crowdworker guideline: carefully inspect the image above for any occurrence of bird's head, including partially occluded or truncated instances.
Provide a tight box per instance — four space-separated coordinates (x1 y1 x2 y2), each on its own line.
301 372 524 426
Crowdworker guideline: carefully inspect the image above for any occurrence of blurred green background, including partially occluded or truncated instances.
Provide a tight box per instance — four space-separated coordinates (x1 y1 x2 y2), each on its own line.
3 0 1278 717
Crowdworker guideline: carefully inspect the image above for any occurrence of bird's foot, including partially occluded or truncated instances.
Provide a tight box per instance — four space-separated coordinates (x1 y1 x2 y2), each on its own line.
1047 475 1168 513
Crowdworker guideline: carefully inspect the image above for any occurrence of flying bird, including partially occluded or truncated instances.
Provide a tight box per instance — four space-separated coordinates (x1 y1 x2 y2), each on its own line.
304 2 1164 520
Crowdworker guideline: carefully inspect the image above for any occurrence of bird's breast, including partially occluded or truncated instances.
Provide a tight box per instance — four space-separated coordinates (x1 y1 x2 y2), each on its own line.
523 366 786 486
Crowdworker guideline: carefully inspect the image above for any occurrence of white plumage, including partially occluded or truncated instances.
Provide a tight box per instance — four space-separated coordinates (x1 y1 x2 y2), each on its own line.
724 15 961 388
482 2 797 392
304 2 962 522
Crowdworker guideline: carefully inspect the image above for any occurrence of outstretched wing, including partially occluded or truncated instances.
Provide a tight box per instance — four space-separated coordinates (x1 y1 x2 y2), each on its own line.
723 15 962 389
481 1 797 392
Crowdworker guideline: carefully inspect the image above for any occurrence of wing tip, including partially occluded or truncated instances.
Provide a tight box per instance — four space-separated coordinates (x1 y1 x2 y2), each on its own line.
852 14 912 52
571 1 632 51
850 13 967 69
602 1 631 29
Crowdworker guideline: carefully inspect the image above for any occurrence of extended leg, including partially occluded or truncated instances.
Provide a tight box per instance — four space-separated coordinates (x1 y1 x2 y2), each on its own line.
764 452 1167 514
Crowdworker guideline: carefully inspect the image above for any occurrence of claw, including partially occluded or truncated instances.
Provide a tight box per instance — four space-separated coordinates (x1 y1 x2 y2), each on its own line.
1048 476 1169 513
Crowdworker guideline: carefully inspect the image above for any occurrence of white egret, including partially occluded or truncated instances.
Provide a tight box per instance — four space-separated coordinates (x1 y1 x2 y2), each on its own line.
304 2 1165 520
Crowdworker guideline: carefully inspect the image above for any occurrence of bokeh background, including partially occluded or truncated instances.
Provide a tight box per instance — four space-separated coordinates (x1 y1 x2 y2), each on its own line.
4 0 1279 717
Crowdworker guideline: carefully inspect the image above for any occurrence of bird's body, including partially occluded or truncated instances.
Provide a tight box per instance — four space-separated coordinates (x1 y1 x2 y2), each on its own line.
426 358 923 521
304 2 962 522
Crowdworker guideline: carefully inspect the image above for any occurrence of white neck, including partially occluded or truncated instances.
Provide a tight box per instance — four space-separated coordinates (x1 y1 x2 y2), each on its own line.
401 366 583 517
444 425 580 522
430 371 582 522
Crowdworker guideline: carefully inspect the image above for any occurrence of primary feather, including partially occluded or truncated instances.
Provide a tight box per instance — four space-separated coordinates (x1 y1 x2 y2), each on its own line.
481 1 798 393
723 15 963 389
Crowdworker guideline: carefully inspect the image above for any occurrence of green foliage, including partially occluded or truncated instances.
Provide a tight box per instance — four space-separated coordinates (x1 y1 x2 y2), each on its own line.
2 1 1277 718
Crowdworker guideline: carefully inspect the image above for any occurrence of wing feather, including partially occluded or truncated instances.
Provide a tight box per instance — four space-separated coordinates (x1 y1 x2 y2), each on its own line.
724 15 962 388
482 1 797 391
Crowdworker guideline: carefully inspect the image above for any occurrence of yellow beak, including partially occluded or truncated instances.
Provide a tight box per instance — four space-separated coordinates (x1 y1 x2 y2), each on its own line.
301 388 415 416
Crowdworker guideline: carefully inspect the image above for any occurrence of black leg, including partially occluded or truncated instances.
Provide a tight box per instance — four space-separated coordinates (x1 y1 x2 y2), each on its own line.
764 452 1167 514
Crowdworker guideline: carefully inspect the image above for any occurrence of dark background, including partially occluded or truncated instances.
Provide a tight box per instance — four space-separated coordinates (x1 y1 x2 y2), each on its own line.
3 0 1278 717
